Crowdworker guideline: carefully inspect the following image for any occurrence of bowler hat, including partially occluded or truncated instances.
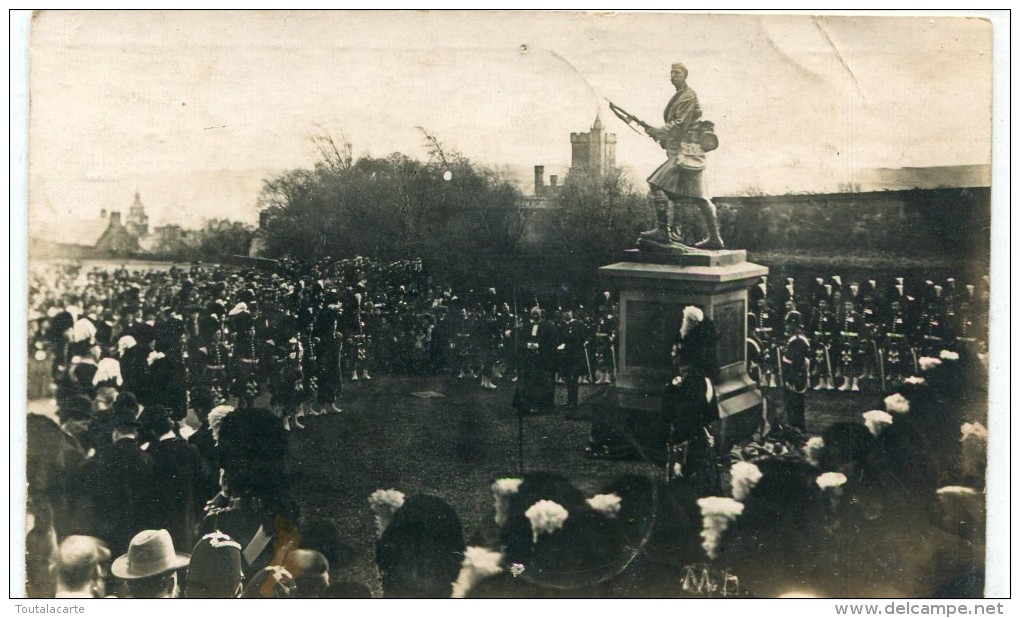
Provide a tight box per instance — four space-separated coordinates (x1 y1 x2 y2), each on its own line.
111 529 190 579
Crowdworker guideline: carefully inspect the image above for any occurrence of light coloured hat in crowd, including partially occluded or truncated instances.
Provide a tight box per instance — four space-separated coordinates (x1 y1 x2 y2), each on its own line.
111 529 190 580
227 302 248 316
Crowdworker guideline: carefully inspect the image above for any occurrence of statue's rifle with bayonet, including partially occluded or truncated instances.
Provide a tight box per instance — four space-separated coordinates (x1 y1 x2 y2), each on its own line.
606 99 656 139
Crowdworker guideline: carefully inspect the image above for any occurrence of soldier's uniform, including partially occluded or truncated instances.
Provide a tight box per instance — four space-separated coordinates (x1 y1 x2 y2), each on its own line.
781 319 811 432
559 311 586 409
476 307 502 389
451 308 477 379
916 305 947 359
859 298 881 384
594 307 618 384
883 302 914 382
952 298 978 358
512 309 558 413
228 304 260 407
495 303 516 380
346 294 373 381
752 300 780 388
312 298 343 413
810 299 837 390
197 333 231 400
300 327 320 411
836 303 863 391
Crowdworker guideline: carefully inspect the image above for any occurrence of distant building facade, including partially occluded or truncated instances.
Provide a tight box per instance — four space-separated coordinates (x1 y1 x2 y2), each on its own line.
125 191 149 236
532 165 561 198
570 114 616 175
30 193 148 258
530 114 618 200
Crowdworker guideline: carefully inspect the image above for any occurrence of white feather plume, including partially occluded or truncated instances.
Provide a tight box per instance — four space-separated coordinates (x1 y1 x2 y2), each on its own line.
730 462 763 501
368 489 406 537
698 497 744 560
804 436 825 467
586 493 623 519
862 410 894 437
884 393 910 414
680 306 704 339
451 546 504 598
525 500 569 543
491 478 523 527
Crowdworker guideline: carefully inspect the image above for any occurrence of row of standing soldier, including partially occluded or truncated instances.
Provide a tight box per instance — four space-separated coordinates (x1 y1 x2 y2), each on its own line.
747 274 989 399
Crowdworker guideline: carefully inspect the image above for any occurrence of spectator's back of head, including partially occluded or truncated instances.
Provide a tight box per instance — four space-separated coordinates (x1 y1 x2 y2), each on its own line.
284 549 330 598
190 386 215 421
138 405 172 443
113 392 139 421
56 535 110 596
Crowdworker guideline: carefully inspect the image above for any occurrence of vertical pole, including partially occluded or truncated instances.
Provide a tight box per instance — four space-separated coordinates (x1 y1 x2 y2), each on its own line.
512 285 524 475
517 408 525 476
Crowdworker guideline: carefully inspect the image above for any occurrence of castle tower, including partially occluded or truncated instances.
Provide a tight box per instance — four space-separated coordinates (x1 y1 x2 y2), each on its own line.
534 165 546 196
125 191 149 237
570 113 617 175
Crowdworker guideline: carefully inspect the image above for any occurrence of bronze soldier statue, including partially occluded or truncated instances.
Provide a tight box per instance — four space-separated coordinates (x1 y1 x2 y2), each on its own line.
610 62 725 251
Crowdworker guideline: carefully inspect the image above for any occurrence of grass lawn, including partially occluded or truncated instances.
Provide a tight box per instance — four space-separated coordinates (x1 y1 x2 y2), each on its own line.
281 373 881 595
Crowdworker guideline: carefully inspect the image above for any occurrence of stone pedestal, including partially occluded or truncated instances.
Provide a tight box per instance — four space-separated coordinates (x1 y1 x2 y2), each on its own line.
590 249 768 457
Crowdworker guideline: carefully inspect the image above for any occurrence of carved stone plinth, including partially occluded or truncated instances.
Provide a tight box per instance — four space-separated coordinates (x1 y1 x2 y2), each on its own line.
588 250 768 459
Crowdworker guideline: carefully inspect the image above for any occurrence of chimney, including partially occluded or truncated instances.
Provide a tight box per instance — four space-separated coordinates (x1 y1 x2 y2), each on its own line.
534 165 545 196
550 175 558 188
109 211 121 226
100 209 107 218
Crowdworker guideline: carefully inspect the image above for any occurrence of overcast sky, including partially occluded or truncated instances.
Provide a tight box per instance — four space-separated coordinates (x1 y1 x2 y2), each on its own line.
28 10 993 229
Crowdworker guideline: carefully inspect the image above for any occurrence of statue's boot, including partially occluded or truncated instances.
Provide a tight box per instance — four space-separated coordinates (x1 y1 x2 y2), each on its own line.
669 224 684 244
639 196 671 244
694 201 725 250
668 201 686 243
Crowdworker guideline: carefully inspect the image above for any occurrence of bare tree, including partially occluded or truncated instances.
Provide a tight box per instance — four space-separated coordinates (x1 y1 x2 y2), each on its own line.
311 126 354 176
